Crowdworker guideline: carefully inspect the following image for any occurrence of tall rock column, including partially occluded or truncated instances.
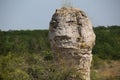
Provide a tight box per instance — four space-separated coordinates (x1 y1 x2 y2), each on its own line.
49 7 95 80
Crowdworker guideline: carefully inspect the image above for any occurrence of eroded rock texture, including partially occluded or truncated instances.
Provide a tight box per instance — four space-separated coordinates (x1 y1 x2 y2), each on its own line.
49 7 95 80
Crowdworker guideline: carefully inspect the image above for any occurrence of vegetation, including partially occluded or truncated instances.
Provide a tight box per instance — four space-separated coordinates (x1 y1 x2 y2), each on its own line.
93 26 120 60
0 26 120 80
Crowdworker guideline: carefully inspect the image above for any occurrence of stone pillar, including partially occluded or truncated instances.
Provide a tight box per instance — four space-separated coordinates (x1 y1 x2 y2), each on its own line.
49 7 95 80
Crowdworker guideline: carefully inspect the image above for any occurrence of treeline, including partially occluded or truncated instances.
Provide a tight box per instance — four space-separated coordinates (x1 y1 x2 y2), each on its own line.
93 26 120 60
0 26 120 60
0 26 120 80
0 30 50 54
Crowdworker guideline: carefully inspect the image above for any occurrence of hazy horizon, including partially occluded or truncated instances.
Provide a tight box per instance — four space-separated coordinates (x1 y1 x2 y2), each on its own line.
0 0 120 31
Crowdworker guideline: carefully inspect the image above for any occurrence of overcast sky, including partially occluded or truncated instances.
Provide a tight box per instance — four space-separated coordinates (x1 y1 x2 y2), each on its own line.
0 0 120 31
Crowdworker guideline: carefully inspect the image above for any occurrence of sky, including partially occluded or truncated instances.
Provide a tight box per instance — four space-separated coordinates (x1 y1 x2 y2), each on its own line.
0 0 120 31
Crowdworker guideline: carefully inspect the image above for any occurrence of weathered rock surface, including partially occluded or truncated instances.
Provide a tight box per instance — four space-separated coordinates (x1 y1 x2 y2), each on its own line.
49 7 95 80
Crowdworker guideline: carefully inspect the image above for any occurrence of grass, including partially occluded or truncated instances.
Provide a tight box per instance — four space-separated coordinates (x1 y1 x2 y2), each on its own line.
0 52 120 80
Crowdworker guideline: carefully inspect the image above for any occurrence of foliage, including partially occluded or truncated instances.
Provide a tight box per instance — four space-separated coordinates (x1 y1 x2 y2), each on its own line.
0 26 120 80
0 30 50 54
93 26 120 60
0 52 77 80
0 26 120 59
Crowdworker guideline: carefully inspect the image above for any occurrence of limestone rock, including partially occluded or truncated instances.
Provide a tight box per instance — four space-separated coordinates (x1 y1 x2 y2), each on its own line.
49 7 95 80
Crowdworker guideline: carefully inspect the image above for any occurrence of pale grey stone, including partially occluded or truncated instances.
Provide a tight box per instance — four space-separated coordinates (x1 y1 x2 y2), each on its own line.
49 7 96 80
